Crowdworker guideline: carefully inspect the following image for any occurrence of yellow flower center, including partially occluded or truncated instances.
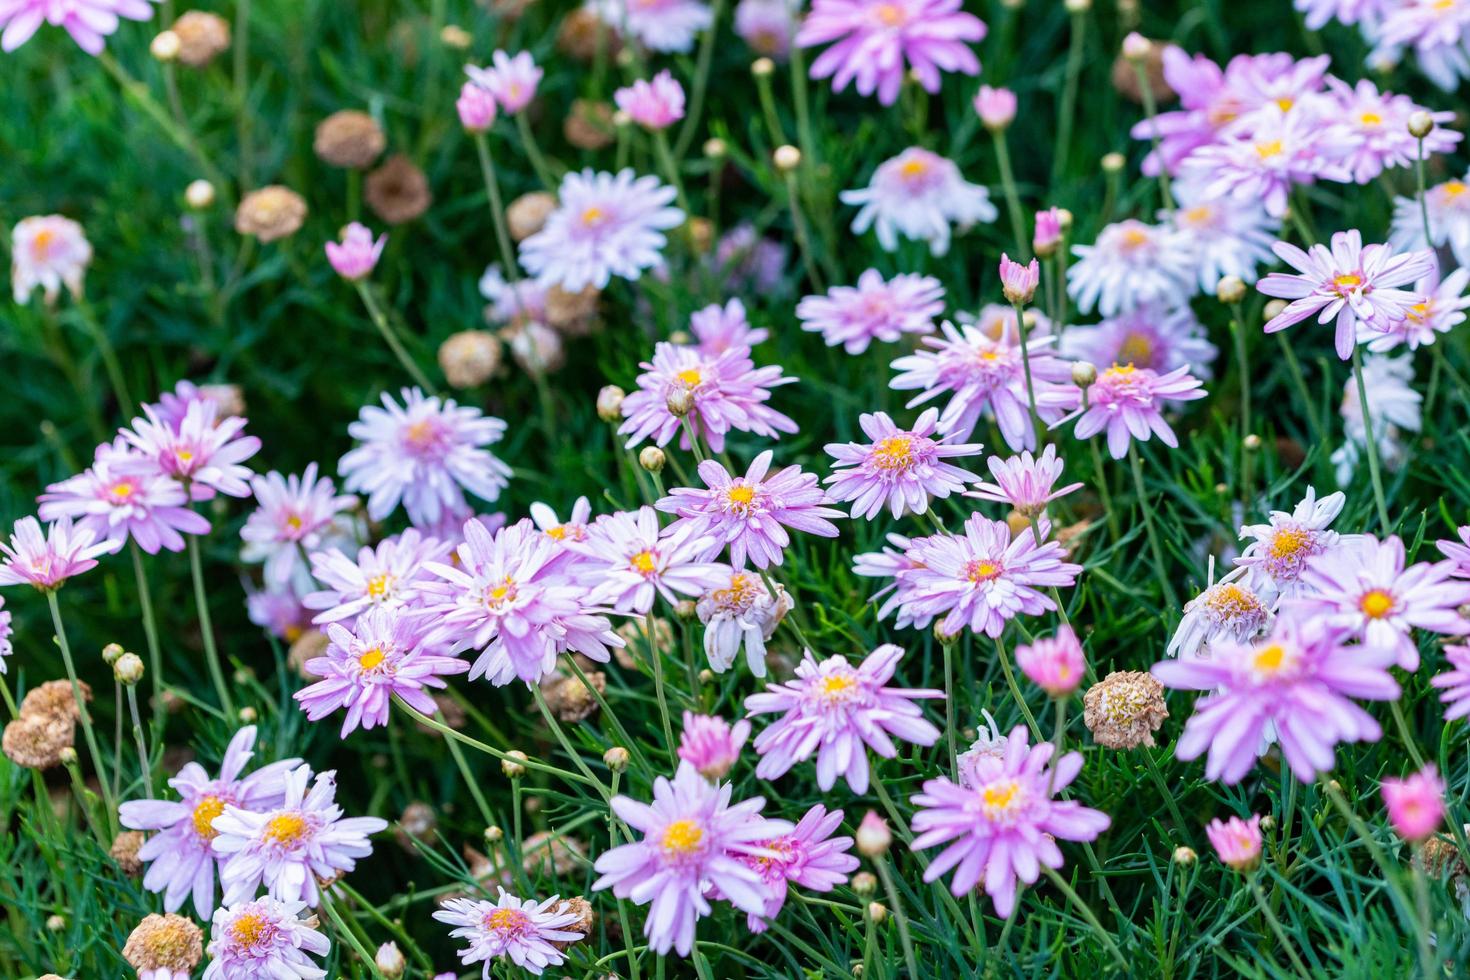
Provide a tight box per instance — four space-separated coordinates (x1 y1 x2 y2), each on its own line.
1359 589 1394 619
109 482 135 499
1445 180 1467 197
359 647 386 671
1117 332 1155 369
1275 97 1295 112
32 228 56 256
177 449 195 464
1359 111 1383 126
405 420 436 446
230 912 269 948
726 485 757 507
676 367 702 387
546 525 567 540
285 515 304 531
1182 205 1213 226
263 812 310 846
1120 227 1149 249
192 796 226 840
581 206 608 226
1333 273 1363 290
661 819 705 855
1252 643 1287 674
871 436 915 471
875 2 905 25
365 573 392 599
817 672 859 705
967 560 1001 582
1254 139 1284 159
1204 583 1260 618
981 779 1022 818
630 550 657 576
898 157 928 180
485 576 516 607
1267 527 1310 560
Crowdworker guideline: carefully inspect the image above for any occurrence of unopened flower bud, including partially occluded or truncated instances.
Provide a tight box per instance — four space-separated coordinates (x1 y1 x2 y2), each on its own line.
375 942 406 978
703 138 728 159
639 447 666 473
114 652 145 687
1064 0 1091 11
612 109 632 128
1071 361 1098 388
102 642 125 666
603 746 630 771
665 387 694 418
934 623 958 646
1408 110 1435 139
866 902 888 924
151 30 181 61
46 914 66 932
698 668 715 685
855 811 892 857
1121 31 1151 62
674 599 696 621
851 871 877 895
1173 846 1197 866
238 706 258 724
1259 814 1276 833
185 179 216 210
1216 275 1246 305
59 746 78 767
1243 433 1262 452
773 145 802 172
751 57 775 78
1263 299 1288 322
440 24 472 49
484 825 504 843
1101 152 1125 173
502 751 528 779
1056 208 1074 232
595 385 626 423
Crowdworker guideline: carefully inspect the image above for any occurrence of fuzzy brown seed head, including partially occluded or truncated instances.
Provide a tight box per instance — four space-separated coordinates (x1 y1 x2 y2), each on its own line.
565 99 617 151
21 679 91 722
439 330 504 389
544 284 601 334
1082 670 1168 749
506 192 559 242
522 831 588 877
235 186 308 242
111 830 147 876
557 7 620 62
365 155 433 224
313 110 386 169
287 629 330 680
173 11 231 67
4 714 75 769
550 897 594 951
543 671 606 723
123 913 203 974
395 801 437 852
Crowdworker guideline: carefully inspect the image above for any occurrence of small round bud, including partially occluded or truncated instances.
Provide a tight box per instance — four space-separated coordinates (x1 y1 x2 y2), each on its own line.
150 30 181 62
639 447 667 474
698 668 715 685
674 600 697 621
855 811 892 857
1214 482 1229 495
46 914 66 932
866 902 888 924
1263 298 1288 322
1243 433 1262 452
611 109 632 129
232 666 255 684
102 642 125 666
1327 779 1342 795
668 329 693 346
597 385 626 422
1071 361 1098 388
484 825 504 843
1408 110 1434 139
1056 208 1075 232
1259 814 1276 833
703 138 728 160
851 871 878 896
185 179 216 210
934 622 959 646
1065 0 1091 11
59 746 78 766
238 706 258 724
1101 152 1126 174
751 57 775 78
603 746 630 772
1121 32 1151 62
1216 275 1247 305
773 145 802 172
1173 846 1197 866
114 652 145 687
375 942 406 979
439 24 472 49
502 750 529 779
666 387 695 418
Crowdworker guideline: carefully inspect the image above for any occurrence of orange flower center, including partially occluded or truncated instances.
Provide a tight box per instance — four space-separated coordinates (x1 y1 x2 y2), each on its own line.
630 550 657 576
192 796 226 840
661 819 705 855
263 812 310 846
871 436 915 471
1359 589 1394 619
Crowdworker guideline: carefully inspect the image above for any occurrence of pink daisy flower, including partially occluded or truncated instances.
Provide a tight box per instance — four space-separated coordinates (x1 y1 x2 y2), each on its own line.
966 444 1083 518
1430 644 1470 721
677 711 751 780
744 643 942 793
456 79 497 132
1382 765 1446 842
614 69 686 130
588 0 713 53
203 897 329 980
797 0 985 106
1166 188 1279 294
213 764 388 907
246 582 311 642
1059 304 1218 379
735 0 794 59
796 268 945 354
1295 535 1470 671
737 804 858 932
842 147 996 256
690 298 767 356
0 0 160 55
339 387 511 528
618 342 798 453
890 514 1082 637
695 567 792 678
910 726 1111 915
1325 78 1459 184
1439 524 1470 576
573 507 727 614
1151 616 1399 784
464 50 541 114
1066 220 1195 318
889 320 1072 450
1016 625 1085 698
591 761 786 956
10 213 91 301
1045 363 1207 460
39 438 210 555
119 397 262 499
0 515 111 591
1179 107 1352 219
823 408 982 520
1234 487 1352 598
433 890 586 977
657 451 843 569
1257 229 1437 360
304 528 450 626
294 607 468 736
118 726 301 919
325 222 386 281
0 598 11 672
1367 265 1470 352
1206 814 1262 871
240 463 357 590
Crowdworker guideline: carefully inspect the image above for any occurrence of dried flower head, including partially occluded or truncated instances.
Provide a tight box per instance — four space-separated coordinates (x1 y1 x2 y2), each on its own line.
123 913 204 978
544 285 600 333
507 192 559 242
395 801 437 852
1082 670 1168 749
111 829 146 875
365 154 433 224
3 713 74 768
21 678 91 721
438 330 504 388
565 99 617 150
542 670 605 722
521 831 589 877
551 897 594 950
172 11 231 67
313 110 386 169
234 186 307 242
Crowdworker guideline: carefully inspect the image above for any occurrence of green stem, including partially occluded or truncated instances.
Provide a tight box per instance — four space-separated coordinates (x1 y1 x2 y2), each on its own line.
1128 443 1179 609
531 686 612 803
873 856 921 978
188 533 235 717
354 281 435 393
75 303 135 418
441 709 496 830
1133 60 1173 215
126 684 153 798
473 131 526 295
943 639 958 774
47 590 117 831
672 0 727 159
992 131 1029 259
994 634 1042 742
320 893 386 978
129 542 164 712
1249 876 1312 980
781 169 825 292
1052 11 1088 181
642 614 677 754
234 0 253 189
1089 437 1122 540
1012 301 1042 447
515 112 559 191
1041 865 1127 971
393 695 597 787
1275 332 1322 445
1351 345 1393 534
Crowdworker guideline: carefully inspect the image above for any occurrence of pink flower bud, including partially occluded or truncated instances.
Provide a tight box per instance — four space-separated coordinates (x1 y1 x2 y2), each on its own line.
456 81 498 133
1382 765 1445 842
1033 207 1063 257
1015 626 1085 698
325 222 386 281
998 253 1040 306
973 85 1017 130
614 70 687 131
1206 813 1262 872
855 810 892 856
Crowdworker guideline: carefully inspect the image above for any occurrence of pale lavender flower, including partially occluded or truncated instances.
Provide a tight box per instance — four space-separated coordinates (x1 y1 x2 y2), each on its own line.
737 804 858 932
573 507 727 613
203 897 330 980
798 0 985 106
796 269 944 354
119 398 261 499
842 147 996 256
304 529 450 626
240 463 357 590
1043 363 1207 459
0 515 111 591
246 581 311 642
1180 107 1352 218
39 438 209 554
735 0 794 59
1 0 160 56
0 598 11 672
1364 264 1470 351
325 222 386 280
10 214 90 301
973 84 1016 129
465 51 541 113
1167 573 1271 661
456 79 498 132
1067 219 1195 317
690 298 767 355
677 711 751 779
1059 303 1218 379
1430 643 1470 720
118 726 301 919
1294 0 1384 28
695 567 792 677
213 764 387 907
588 0 713 53
1165 185 1278 292
591 761 785 956
339 387 511 528
433 890 585 977
618 342 797 453
745 643 942 793
824 408 982 520
1390 175 1470 266
1325 77 1459 183
1234 487 1350 598
614 70 686 129
966 444 1083 518
1439 524 1470 577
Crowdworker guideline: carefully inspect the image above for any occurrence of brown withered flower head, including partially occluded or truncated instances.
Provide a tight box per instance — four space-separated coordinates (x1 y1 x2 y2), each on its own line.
235 186 308 242
543 285 600 335
395 800 437 853
506 191 558 242
366 154 433 224
551 896 595 950
21 678 91 721
557 7 619 62
287 629 330 680
542 670 606 722
314 110 387 170
438 330 503 389
1083 670 1169 750
172 11 231 67
521 831 589 877
565 99 616 151
123 913 204 978
3 713 75 769
111 830 147 876
1111 40 1173 105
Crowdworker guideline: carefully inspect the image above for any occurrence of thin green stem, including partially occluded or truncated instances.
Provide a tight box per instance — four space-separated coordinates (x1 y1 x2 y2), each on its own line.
125 684 153 798
1388 698 1428 770
992 131 1029 259
1011 302 1042 446
188 533 235 717
1351 345 1393 534
1275 332 1322 445
942 639 957 774
873 856 920 978
1041 865 1127 970
1411 861 1437 979
1133 60 1173 215
994 634 1042 742
233 0 253 189
781 169 826 292
1249 876 1311 980
354 281 435 393
393 695 597 787
320 893 385 978
1052 11 1088 181
1128 443 1179 609
441 709 496 830
673 0 727 159
1089 437 1122 540
75 303 135 418
515 112 559 191
532 686 611 803
1416 136 1433 249
129 542 164 711
47 590 117 831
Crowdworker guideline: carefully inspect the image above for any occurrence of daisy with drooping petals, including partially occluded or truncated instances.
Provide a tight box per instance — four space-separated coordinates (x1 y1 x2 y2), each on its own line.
1390 175 1470 267
591 761 786 956
203 897 330 980
744 643 942 793
842 147 997 256
910 726 1111 915
1430 644 1470 720
1167 571 1270 661
1382 766 1446 842
464 50 541 113
1067 219 1195 317
797 0 985 106
889 320 1072 450
1206 814 1262 871
615 70 686 130
339 387 511 528
294 608 468 736
575 507 727 614
1295 535 1470 671
1045 363 1207 460
118 726 301 919
677 711 750 780
658 451 843 568
738 804 858 932
433 890 585 977
1364 264 1470 352
1166 186 1278 292
304 528 451 626
966 444 1083 518
956 710 1007 787
824 409 982 520
39 438 210 554
10 214 91 302
240 464 357 590
1234 487 1351 598
519 169 683 292
0 515 112 591
797 269 945 354
1257 229 1437 360
1062 303 1218 379
119 398 262 499
689 298 767 356
695 567 792 677
888 514 1082 637
1151 616 1398 784
213 764 388 907
618 342 798 453
588 0 713 53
